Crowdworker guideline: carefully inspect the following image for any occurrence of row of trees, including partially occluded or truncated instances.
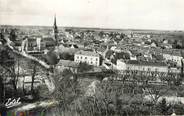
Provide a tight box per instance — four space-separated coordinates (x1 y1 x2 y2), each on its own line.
50 69 184 115
47 60 184 115
0 46 42 102
0 29 54 104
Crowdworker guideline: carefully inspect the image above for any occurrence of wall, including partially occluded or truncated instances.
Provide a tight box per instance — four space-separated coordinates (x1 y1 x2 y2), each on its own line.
74 54 100 66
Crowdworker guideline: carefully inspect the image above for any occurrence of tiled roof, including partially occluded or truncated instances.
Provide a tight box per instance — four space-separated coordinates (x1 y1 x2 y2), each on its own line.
126 60 167 67
75 50 100 57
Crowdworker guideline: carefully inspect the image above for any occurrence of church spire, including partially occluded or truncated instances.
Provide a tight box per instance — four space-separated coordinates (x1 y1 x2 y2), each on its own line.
53 14 58 46
54 15 57 29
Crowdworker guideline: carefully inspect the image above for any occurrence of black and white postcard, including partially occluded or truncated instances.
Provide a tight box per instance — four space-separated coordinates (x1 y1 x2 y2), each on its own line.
0 0 184 115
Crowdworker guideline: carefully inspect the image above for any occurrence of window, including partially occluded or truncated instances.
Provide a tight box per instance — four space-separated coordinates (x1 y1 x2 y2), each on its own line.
96 58 98 61
77 56 79 59
85 57 87 59
81 56 82 59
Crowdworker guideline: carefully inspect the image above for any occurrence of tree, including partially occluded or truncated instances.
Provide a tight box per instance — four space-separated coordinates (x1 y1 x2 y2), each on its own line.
0 76 4 103
31 62 37 95
105 50 114 59
60 52 74 61
1 31 55 94
62 69 73 78
0 32 6 44
116 52 130 60
45 51 59 65
77 62 93 73
158 98 171 115
9 29 17 42
0 47 17 94
53 70 81 115
83 41 90 48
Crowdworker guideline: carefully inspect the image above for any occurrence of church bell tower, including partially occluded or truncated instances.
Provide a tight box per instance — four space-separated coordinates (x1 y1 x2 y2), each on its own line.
53 15 59 46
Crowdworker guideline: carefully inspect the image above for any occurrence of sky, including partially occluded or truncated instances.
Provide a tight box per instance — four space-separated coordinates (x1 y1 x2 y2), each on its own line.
0 0 184 30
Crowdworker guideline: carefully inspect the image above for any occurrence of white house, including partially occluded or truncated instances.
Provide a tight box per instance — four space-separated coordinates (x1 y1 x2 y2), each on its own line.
116 59 127 70
151 42 157 47
130 55 137 60
162 53 183 67
74 50 100 66
36 37 42 51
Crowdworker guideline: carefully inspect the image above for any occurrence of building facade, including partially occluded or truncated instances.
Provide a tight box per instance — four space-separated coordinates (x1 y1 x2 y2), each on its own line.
74 50 100 66
117 59 168 73
163 53 183 67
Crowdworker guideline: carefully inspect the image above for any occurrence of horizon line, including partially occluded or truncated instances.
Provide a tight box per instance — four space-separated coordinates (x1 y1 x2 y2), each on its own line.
0 24 184 32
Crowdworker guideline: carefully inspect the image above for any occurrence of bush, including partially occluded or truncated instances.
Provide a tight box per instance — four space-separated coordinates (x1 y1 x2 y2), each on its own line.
60 52 74 61
77 62 93 73
172 102 184 115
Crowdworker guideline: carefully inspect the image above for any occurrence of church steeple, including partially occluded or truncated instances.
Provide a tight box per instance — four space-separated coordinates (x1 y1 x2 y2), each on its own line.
53 15 58 46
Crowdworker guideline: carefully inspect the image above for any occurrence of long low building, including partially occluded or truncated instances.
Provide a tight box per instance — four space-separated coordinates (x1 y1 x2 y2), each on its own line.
116 59 168 73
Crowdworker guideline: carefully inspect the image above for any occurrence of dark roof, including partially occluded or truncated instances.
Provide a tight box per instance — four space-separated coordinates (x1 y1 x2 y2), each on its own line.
126 60 167 67
57 60 79 67
75 50 100 57
43 37 55 42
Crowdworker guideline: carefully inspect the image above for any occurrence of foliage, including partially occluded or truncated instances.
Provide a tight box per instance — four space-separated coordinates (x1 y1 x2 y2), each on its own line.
36 84 50 99
172 102 184 115
0 76 3 103
115 52 130 60
49 70 184 116
45 51 59 65
0 46 15 66
61 69 73 78
59 52 74 61
83 41 91 47
157 98 171 115
9 29 17 42
0 103 6 112
77 62 94 73
53 71 82 112
0 32 6 44
105 50 114 59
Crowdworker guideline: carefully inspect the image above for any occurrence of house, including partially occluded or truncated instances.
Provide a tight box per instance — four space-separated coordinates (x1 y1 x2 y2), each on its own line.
130 55 137 60
74 50 100 66
116 59 168 73
168 67 180 73
160 43 172 49
27 38 37 51
150 42 157 47
163 39 168 44
24 37 44 52
162 50 183 67
42 37 56 49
